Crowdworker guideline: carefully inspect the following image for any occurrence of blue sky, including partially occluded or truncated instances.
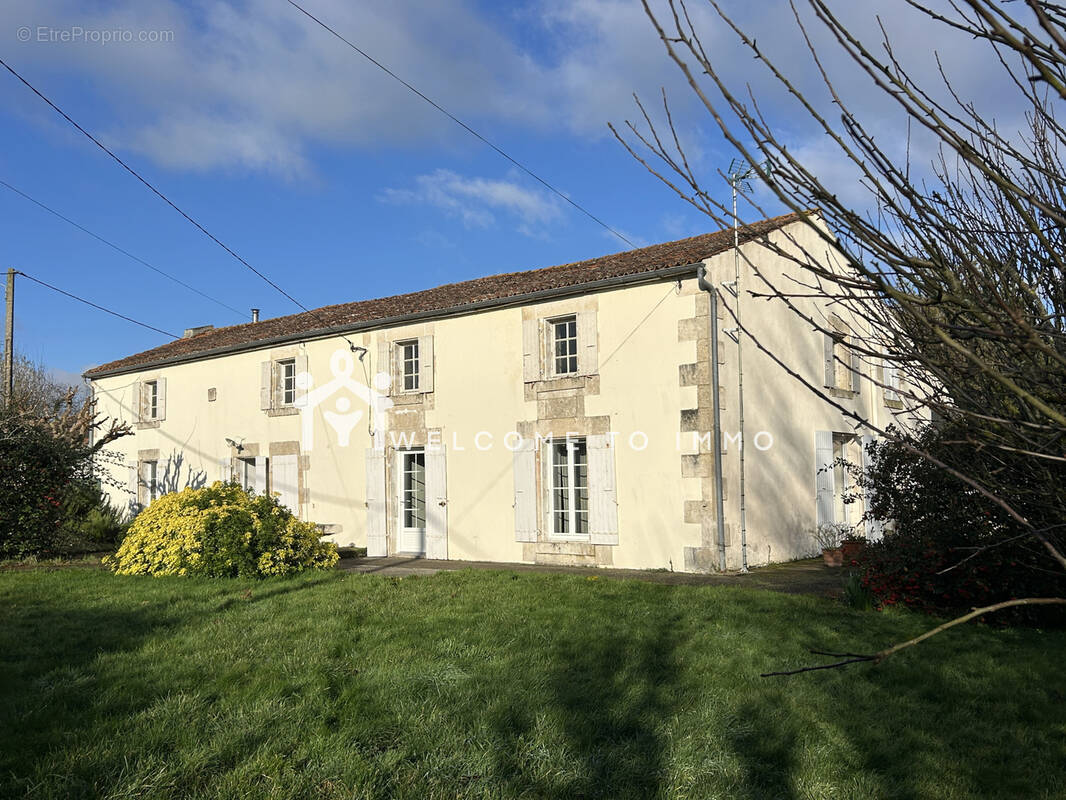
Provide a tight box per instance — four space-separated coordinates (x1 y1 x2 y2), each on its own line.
0 0 1019 382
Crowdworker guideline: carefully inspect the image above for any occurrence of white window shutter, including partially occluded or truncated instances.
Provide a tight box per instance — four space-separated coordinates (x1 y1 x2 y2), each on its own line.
294 354 309 406
260 362 273 410
156 377 167 421
273 454 299 514
219 457 233 483
139 461 154 505
425 446 448 559
884 362 899 403
127 464 138 503
253 456 269 495
588 433 619 545
522 318 540 383
365 448 387 556
134 381 145 422
577 311 598 376
513 440 537 542
815 430 835 526
849 342 862 394
419 335 434 393
860 435 884 541
823 332 835 388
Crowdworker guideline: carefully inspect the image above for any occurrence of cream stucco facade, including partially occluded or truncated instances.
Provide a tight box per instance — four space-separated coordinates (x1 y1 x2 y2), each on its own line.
88 218 915 572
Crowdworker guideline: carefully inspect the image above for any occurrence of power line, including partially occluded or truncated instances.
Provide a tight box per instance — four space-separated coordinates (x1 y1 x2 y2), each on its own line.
284 0 636 249
15 270 180 339
0 178 246 319
0 57 312 315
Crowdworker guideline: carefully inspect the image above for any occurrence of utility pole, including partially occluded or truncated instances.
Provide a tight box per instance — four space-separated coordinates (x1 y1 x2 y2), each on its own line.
724 159 769 573
3 269 13 410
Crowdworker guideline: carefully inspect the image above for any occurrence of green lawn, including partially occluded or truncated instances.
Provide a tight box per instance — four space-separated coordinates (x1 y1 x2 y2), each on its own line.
1 569 1063 799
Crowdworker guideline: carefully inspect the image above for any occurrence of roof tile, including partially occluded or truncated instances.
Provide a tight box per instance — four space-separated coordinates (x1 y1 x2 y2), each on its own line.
85 211 802 377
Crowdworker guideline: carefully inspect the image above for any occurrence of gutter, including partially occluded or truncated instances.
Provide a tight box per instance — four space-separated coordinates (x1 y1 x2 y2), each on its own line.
85 261 705 380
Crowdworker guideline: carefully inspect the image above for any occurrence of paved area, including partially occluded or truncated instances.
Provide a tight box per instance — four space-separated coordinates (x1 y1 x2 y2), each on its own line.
338 555 843 597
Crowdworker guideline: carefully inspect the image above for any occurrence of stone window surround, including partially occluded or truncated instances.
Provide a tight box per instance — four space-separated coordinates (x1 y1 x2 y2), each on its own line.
263 346 304 417
376 323 436 409
225 439 310 512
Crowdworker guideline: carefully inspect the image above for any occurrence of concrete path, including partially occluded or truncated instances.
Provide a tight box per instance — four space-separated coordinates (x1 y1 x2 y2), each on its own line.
338 555 843 597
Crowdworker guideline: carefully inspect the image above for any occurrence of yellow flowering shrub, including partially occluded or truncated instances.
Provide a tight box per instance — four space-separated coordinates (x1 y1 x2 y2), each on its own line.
104 482 339 578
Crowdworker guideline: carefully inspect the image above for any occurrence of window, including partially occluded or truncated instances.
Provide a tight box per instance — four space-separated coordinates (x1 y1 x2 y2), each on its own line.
883 361 901 405
237 457 256 493
551 316 579 376
261 356 306 412
401 451 426 529
278 359 296 406
144 381 159 419
833 335 851 391
140 460 158 504
832 433 864 526
550 438 588 537
824 316 859 394
398 340 420 392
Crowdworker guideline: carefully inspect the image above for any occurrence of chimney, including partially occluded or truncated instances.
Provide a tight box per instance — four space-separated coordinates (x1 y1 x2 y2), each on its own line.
182 325 214 339
251 308 260 323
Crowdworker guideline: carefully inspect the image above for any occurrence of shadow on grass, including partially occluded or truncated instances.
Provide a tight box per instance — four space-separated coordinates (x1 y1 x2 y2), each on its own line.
490 610 683 799
0 598 182 794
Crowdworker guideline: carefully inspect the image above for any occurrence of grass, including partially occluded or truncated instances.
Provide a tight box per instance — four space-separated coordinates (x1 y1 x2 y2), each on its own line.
1 569 1064 799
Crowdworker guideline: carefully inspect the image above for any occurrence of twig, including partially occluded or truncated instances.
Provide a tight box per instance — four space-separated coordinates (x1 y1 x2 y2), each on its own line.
761 597 1066 677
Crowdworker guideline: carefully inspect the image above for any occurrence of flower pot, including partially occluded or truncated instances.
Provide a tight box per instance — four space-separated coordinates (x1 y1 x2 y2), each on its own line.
822 547 843 567
841 539 864 564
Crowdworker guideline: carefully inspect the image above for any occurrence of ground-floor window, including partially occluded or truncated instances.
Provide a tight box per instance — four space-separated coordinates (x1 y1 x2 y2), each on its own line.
550 438 588 537
237 456 257 493
401 451 426 530
139 460 158 504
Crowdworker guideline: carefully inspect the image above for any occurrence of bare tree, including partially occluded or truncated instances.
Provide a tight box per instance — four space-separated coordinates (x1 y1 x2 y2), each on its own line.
613 0 1066 666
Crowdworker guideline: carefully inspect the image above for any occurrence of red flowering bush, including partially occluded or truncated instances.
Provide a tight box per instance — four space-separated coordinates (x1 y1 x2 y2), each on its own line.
856 424 1065 627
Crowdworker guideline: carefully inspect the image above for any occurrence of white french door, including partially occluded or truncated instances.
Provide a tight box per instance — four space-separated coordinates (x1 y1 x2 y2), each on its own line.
397 449 427 554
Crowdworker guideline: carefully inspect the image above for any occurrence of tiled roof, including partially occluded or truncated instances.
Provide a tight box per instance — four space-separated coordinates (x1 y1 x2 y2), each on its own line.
85 211 804 378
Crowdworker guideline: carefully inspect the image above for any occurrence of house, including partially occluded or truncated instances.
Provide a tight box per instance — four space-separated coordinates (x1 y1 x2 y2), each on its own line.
85 211 914 571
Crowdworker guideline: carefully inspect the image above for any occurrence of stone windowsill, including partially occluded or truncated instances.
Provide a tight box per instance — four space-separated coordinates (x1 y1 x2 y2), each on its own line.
266 406 300 417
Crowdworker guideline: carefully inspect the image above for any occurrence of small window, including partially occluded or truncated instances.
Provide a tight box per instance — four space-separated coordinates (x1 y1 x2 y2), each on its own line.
551 316 578 376
145 380 159 419
550 438 588 537
140 460 158 503
398 340 420 392
237 457 256 493
278 359 296 406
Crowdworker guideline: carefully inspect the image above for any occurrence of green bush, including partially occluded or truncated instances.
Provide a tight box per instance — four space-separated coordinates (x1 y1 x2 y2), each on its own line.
104 482 338 578
856 424 1065 626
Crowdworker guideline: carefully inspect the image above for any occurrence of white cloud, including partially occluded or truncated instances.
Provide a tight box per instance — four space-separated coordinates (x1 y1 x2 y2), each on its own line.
0 0 1037 190
380 169 563 234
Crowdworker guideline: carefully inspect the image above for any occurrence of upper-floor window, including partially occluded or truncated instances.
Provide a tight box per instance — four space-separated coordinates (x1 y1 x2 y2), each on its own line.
551 315 579 376
398 340 420 392
137 377 166 423
144 380 159 419
278 358 296 406
824 315 859 395
883 360 901 406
